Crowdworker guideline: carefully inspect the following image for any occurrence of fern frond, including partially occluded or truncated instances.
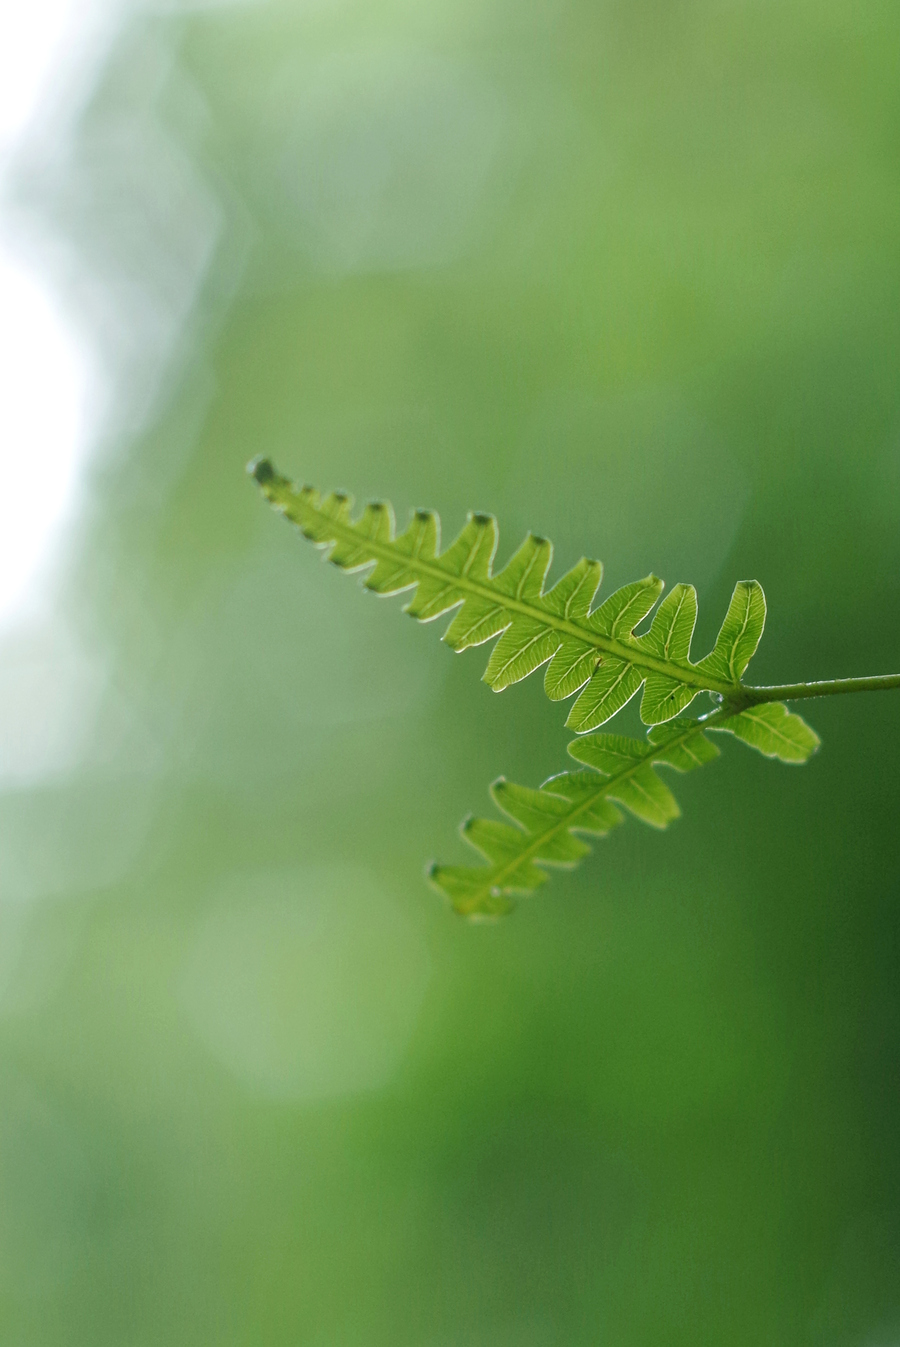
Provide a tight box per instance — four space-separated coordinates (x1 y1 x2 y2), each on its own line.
429 705 819 918
250 459 771 729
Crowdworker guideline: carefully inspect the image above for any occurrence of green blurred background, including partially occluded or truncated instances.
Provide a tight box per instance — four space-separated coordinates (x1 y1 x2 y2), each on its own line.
3 1 900 1342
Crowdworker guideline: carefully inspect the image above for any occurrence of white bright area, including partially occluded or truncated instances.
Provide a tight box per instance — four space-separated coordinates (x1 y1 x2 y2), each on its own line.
0 0 111 627
0 0 234 790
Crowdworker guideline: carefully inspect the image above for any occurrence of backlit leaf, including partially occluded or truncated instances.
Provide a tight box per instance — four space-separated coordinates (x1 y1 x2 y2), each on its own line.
250 460 771 728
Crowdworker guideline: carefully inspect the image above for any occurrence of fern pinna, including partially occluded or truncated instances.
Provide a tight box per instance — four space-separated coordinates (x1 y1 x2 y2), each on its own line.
251 458 773 728
250 458 899 918
429 707 817 917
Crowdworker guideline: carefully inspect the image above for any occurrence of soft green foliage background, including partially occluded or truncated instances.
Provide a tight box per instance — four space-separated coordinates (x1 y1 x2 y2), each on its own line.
4 1 900 1343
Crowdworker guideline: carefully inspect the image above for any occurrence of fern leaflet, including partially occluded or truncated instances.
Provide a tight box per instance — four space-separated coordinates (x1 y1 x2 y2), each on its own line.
250 459 771 730
429 706 820 918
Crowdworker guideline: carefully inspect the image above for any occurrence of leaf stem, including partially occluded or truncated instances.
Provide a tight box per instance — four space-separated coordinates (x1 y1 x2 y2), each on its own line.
738 673 900 707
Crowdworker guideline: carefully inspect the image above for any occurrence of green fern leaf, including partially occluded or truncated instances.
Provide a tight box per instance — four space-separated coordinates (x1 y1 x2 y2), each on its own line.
250 459 772 729
429 705 818 918
714 702 821 762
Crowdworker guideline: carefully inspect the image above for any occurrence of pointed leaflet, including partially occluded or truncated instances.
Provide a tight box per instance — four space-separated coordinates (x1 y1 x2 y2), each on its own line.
443 533 547 647
696 581 766 685
589 576 665 637
541 560 604 698
491 780 591 862
429 717 719 918
638 584 702 723
566 659 644 732
405 513 497 621
251 459 772 727
646 718 720 769
710 702 820 763
544 637 599 701
568 733 680 827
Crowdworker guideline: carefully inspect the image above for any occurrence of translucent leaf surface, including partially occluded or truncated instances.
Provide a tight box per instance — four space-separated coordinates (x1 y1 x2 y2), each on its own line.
251 460 770 728
711 702 821 763
430 701 822 916
696 581 766 683
429 718 720 917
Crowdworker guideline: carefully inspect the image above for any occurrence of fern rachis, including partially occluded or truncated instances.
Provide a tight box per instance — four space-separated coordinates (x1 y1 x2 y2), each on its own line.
249 458 900 918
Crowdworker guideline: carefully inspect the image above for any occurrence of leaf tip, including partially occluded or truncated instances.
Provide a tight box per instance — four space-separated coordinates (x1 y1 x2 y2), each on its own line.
563 703 586 731
247 455 276 485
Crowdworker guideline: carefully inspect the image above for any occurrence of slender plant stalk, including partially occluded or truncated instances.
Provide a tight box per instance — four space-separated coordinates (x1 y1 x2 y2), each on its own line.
737 674 900 707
